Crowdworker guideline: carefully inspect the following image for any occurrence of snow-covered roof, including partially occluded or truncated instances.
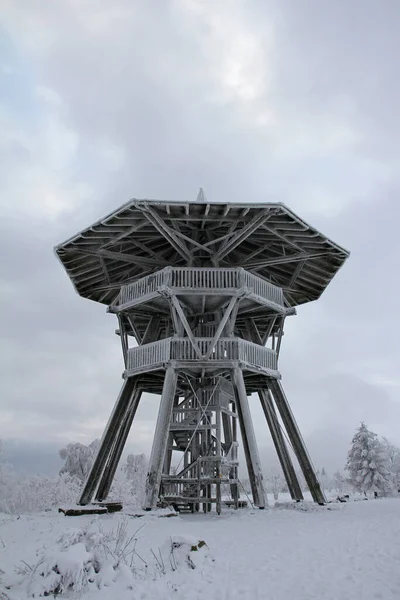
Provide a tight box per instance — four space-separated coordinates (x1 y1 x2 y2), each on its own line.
55 198 349 306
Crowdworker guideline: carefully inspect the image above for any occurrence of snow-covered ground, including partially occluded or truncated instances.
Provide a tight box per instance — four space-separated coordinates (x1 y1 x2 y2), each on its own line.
1 497 399 600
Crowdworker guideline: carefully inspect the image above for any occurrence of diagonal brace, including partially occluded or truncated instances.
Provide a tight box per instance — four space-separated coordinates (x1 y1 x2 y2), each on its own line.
135 203 193 262
171 296 203 358
204 296 239 359
214 210 274 262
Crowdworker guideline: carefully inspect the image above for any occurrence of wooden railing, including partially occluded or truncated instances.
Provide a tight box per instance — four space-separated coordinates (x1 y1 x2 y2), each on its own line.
238 339 278 372
119 269 167 306
126 337 278 374
170 267 238 290
170 338 239 361
119 267 285 308
171 409 199 425
126 338 170 372
241 270 284 306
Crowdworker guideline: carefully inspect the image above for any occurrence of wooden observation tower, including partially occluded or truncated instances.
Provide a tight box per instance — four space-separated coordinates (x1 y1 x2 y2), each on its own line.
55 193 349 513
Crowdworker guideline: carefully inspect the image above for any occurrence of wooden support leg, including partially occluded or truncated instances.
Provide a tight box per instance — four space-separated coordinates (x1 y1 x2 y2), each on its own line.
143 367 178 510
163 395 178 477
222 413 233 447
95 387 142 502
258 389 303 501
268 379 326 505
231 411 239 507
79 377 137 505
232 368 266 509
222 411 238 503
163 433 174 475
216 401 222 515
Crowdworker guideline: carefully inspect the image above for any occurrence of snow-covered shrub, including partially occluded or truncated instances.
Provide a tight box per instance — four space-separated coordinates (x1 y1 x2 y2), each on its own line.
0 439 149 514
0 453 15 514
163 537 213 572
19 520 142 597
13 519 213 597
0 465 81 515
0 440 82 514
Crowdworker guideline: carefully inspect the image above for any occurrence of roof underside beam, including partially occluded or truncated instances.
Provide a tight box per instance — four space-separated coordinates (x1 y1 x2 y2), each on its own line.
135 203 193 262
99 219 147 248
62 247 168 268
242 251 332 270
168 220 214 255
213 210 275 262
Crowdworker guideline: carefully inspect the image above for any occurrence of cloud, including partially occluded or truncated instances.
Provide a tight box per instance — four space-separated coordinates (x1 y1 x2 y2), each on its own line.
1 0 400 477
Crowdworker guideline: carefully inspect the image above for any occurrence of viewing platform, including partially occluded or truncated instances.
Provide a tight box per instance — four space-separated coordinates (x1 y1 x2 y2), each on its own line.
114 267 292 315
125 336 279 378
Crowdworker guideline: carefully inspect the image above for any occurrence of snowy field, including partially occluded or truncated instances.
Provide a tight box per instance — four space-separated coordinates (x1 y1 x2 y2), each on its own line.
1 497 400 600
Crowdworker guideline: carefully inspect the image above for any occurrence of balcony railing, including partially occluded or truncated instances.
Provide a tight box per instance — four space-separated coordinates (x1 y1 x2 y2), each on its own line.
238 339 279 373
126 338 171 373
125 337 279 376
170 267 238 290
241 270 283 306
118 267 286 310
119 270 167 306
170 337 239 361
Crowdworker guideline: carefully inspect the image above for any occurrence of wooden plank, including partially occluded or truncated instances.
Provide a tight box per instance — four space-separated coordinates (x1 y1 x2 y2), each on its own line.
59 506 107 516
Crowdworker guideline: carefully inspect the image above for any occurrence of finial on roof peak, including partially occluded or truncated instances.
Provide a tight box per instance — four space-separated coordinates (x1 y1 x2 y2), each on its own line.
196 188 206 203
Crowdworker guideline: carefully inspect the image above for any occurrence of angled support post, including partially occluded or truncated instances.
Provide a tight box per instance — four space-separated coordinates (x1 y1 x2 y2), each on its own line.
204 296 239 359
222 409 239 504
79 377 137 505
143 366 178 509
142 316 161 344
117 314 129 368
95 386 142 502
268 379 326 504
232 367 266 508
171 296 202 358
258 389 303 501
163 433 174 475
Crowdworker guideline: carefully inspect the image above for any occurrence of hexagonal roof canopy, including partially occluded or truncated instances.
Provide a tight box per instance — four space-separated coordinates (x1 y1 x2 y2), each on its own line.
55 198 349 307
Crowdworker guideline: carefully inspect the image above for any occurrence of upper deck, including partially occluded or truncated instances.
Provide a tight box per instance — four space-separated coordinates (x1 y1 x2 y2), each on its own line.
55 198 349 307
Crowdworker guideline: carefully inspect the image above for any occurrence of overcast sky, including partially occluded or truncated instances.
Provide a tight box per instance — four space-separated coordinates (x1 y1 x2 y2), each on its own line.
1 0 400 477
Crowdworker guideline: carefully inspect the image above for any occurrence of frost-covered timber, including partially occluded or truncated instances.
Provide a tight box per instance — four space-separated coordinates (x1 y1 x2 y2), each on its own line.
55 195 349 512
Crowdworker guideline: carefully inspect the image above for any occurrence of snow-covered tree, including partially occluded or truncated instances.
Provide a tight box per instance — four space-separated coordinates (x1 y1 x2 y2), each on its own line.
124 453 146 481
345 422 391 495
320 467 329 491
59 439 100 481
381 437 400 490
109 453 148 507
333 470 346 493
0 439 82 513
265 469 289 500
